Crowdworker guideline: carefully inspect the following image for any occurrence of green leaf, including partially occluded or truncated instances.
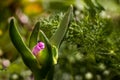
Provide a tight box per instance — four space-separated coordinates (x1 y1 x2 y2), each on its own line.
29 22 40 49
38 30 52 65
38 30 58 65
51 45 58 64
33 30 54 79
39 30 50 46
50 5 73 48
9 17 40 71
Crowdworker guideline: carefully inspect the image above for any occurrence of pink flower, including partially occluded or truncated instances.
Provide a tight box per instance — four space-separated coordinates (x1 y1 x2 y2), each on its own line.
32 42 45 56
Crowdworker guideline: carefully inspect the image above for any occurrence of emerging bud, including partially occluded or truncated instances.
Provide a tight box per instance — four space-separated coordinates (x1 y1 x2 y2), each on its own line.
32 42 45 56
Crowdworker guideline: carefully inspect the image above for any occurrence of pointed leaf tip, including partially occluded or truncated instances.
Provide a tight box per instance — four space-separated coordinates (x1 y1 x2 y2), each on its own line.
50 5 73 48
9 17 39 70
29 21 40 49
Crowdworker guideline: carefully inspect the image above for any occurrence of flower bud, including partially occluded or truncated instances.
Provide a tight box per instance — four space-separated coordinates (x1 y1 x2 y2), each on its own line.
32 42 45 56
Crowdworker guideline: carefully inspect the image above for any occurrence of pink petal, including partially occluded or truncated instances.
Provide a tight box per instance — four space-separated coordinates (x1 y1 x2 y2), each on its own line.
38 42 45 49
32 42 45 56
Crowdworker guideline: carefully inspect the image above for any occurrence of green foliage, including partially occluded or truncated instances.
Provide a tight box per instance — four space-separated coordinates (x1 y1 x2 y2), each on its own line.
1 0 120 80
37 8 120 80
50 5 73 48
9 6 73 80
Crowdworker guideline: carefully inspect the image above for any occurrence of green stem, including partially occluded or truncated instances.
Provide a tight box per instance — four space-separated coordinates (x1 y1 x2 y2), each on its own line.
33 65 54 80
47 66 55 80
33 71 45 80
34 75 43 80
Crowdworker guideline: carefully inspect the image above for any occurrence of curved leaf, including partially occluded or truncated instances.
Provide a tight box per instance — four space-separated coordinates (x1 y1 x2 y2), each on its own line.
50 5 73 48
9 17 40 70
51 45 58 64
29 22 40 49
38 30 52 65
34 30 53 79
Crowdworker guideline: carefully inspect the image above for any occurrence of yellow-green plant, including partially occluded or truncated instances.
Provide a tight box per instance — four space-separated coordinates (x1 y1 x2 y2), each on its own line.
9 5 73 80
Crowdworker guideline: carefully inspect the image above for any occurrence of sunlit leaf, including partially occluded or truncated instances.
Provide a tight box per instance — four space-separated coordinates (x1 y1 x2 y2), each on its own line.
38 30 52 65
9 17 40 70
50 5 73 48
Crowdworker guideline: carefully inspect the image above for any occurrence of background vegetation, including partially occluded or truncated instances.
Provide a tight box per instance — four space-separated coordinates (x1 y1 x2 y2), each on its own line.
0 0 120 80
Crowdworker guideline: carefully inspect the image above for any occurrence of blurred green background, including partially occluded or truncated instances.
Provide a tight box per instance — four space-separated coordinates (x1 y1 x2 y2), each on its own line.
0 0 120 80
